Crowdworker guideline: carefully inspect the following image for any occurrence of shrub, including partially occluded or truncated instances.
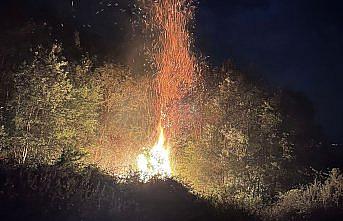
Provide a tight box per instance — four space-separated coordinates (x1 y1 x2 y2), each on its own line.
265 168 343 220
0 161 256 221
2 45 101 165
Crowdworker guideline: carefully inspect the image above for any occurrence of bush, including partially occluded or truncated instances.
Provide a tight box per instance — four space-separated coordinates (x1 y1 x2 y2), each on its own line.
89 64 157 172
2 45 101 165
264 168 343 220
173 64 299 207
0 161 256 221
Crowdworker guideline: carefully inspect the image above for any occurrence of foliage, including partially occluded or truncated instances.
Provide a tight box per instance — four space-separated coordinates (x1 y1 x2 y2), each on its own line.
89 64 157 172
173 64 300 208
264 168 343 220
0 161 256 221
2 45 101 164
0 41 341 220
0 124 8 155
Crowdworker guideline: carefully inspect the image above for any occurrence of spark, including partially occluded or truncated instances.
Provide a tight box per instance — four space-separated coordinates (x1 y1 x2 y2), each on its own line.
142 0 198 135
136 0 198 180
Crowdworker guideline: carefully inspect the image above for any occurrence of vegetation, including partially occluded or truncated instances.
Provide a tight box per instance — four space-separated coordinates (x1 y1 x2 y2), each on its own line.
90 64 157 171
174 64 296 207
0 161 255 221
0 39 342 220
264 169 343 220
1 45 101 165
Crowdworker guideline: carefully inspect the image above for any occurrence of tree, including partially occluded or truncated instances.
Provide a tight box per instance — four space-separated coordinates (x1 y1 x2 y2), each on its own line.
89 64 157 172
174 63 300 206
4 44 101 164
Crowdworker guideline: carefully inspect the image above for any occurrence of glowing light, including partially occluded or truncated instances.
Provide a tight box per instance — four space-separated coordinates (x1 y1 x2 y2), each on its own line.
137 128 172 181
135 0 198 181
142 0 198 133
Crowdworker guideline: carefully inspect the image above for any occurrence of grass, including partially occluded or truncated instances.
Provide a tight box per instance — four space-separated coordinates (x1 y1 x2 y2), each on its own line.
264 169 343 221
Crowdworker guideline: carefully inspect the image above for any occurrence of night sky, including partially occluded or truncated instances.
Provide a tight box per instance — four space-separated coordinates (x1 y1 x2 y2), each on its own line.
197 0 343 143
1 0 342 142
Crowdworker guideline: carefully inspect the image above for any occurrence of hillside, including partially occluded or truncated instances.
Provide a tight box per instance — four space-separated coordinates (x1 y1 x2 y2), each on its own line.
0 162 255 221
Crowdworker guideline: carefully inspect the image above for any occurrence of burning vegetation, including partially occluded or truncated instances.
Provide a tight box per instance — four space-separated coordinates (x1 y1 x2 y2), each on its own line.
137 127 171 181
0 0 342 220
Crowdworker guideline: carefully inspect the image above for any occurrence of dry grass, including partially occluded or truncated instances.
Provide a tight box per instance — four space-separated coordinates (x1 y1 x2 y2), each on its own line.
264 168 343 220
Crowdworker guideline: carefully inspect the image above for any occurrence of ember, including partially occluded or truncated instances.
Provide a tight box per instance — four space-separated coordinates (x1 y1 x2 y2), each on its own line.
137 0 198 180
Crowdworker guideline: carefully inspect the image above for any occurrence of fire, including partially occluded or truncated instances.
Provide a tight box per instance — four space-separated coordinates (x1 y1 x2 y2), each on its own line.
137 127 171 181
135 0 198 181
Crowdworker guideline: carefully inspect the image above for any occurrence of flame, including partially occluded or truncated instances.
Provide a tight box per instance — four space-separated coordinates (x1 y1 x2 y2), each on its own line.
136 0 197 181
137 128 171 181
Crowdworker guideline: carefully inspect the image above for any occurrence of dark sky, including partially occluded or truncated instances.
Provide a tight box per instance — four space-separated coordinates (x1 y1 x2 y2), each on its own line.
0 0 342 142
196 0 343 142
